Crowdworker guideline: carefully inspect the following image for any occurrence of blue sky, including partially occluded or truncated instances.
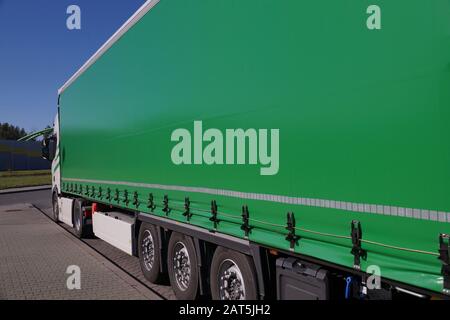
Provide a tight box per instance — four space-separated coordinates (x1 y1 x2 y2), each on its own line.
0 0 146 132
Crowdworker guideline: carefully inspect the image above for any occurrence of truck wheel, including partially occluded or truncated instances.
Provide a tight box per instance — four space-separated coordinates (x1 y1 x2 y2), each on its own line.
210 247 258 300
73 199 88 238
138 223 163 283
52 191 59 222
167 232 199 300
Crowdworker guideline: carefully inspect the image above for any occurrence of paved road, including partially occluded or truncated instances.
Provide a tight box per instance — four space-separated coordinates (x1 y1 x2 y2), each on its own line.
0 203 160 300
0 190 175 300
0 189 51 210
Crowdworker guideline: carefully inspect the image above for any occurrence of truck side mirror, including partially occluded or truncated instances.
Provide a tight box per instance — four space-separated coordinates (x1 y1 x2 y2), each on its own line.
42 136 57 161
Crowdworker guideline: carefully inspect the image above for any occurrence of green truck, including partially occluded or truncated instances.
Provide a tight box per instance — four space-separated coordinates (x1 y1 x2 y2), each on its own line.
44 0 450 299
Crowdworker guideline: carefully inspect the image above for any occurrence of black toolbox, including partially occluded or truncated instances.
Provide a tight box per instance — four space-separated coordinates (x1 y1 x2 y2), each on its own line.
276 257 329 300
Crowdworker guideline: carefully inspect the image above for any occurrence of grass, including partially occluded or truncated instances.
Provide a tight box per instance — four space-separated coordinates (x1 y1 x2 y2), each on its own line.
0 170 51 190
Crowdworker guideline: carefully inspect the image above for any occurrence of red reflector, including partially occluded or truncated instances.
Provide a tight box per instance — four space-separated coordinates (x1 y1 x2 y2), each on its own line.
92 203 98 214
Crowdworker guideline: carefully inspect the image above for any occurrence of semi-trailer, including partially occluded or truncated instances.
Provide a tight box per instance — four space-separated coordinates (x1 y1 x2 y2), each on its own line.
43 0 450 300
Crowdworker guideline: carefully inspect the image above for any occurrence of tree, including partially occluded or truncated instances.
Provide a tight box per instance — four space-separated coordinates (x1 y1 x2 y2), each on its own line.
0 122 28 140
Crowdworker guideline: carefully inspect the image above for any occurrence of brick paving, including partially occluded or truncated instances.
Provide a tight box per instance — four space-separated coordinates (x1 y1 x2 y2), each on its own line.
0 203 161 300
82 236 176 300
36 205 176 300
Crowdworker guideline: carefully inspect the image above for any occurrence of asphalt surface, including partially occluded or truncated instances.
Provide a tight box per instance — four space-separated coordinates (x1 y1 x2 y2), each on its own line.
0 189 175 300
0 189 51 209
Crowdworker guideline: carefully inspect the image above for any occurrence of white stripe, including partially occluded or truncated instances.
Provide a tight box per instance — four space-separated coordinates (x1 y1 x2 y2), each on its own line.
58 0 160 95
62 177 450 223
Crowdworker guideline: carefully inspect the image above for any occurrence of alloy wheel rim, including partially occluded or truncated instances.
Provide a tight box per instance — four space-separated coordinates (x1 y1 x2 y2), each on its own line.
172 242 191 291
218 259 246 300
142 230 155 271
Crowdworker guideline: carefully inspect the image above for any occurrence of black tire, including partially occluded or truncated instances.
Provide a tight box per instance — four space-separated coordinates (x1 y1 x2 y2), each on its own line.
210 247 258 300
51 191 59 222
167 232 199 300
138 223 163 283
73 198 89 238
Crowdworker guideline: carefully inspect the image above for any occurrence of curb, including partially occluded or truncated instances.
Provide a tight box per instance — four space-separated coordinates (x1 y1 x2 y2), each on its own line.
0 185 52 195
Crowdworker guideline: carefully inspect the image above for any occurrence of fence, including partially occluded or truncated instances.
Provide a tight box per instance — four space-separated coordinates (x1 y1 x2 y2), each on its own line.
0 140 50 171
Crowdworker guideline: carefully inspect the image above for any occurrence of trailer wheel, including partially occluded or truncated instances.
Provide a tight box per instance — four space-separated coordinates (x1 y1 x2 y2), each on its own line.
52 191 59 222
210 247 258 300
167 232 199 300
73 199 89 238
138 223 163 283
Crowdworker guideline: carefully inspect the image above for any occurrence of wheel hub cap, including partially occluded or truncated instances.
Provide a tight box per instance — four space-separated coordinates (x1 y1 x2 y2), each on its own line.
219 260 246 300
173 242 191 291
